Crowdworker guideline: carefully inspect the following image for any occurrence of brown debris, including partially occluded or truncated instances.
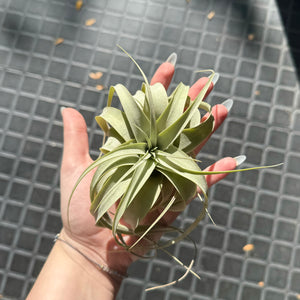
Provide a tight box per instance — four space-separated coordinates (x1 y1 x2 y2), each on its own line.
255 90 260 96
297 294 300 300
76 0 83 10
243 244 254 252
54 38 64 45
85 18 96 26
258 281 264 287
207 11 215 20
89 72 103 80
248 34 255 41
96 85 104 91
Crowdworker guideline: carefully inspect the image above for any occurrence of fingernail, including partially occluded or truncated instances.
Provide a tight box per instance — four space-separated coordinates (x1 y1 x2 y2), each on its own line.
221 98 233 112
165 52 177 66
60 106 66 116
234 155 246 166
212 73 219 85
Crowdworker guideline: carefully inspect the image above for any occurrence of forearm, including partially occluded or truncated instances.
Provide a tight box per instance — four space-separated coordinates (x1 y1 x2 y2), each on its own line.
27 233 122 300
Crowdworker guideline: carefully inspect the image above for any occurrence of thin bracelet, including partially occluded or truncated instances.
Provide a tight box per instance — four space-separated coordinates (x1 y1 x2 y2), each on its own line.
54 233 127 280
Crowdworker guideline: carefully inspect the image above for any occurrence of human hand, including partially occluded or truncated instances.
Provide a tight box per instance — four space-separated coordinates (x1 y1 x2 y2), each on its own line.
59 53 239 284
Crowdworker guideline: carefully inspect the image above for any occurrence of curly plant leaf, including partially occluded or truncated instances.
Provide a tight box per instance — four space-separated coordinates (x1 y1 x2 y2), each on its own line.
96 107 134 142
155 147 208 194
91 165 134 214
133 90 146 109
155 192 208 251
112 156 156 244
129 193 177 250
108 84 150 142
189 109 201 128
156 82 189 133
157 72 214 150
123 173 163 230
156 168 197 207
117 45 157 148
141 82 169 119
93 162 140 225
100 133 122 154
179 115 214 153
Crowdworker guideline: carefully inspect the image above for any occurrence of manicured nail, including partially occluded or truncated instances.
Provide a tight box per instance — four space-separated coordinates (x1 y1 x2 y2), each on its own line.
234 155 246 166
212 73 219 85
166 52 177 66
60 106 66 116
221 98 233 112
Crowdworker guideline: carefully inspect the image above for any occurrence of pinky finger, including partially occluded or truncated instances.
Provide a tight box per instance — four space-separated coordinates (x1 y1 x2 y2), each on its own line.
204 155 246 188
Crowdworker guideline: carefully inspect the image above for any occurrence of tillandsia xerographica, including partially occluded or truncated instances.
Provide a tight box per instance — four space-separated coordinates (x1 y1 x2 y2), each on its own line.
69 47 281 253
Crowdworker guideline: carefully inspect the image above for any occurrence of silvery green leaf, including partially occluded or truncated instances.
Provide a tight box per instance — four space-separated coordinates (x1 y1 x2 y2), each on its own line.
157 193 208 250
185 163 283 175
94 161 141 224
189 109 201 128
96 214 131 234
90 155 140 200
91 165 132 216
108 84 150 142
133 90 146 109
169 193 187 212
117 45 157 148
123 174 163 229
179 113 214 153
155 148 208 195
96 107 134 142
90 168 116 200
148 83 169 120
100 135 122 154
113 156 156 239
129 194 177 250
156 176 175 208
156 83 189 133
157 167 197 203
157 73 214 150
70 142 147 212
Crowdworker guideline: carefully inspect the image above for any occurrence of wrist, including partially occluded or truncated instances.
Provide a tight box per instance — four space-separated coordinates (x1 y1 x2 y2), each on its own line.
58 229 125 292
27 233 122 300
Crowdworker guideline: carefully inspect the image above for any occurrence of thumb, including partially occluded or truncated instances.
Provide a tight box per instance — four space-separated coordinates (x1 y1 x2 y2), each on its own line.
61 107 91 169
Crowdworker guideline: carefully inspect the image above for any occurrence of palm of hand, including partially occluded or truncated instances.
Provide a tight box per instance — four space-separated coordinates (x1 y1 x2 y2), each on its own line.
60 147 135 274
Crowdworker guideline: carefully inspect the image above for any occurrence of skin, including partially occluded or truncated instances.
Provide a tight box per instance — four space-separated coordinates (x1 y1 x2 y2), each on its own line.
27 61 237 300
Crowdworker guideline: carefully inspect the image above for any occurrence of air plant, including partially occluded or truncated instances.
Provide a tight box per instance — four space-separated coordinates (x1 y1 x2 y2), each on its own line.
69 47 280 255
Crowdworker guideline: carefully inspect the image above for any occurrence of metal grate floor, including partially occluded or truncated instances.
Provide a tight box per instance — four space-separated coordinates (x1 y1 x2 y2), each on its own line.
0 0 299 299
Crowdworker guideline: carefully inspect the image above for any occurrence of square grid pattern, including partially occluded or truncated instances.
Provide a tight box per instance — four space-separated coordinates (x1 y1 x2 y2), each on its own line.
0 0 299 299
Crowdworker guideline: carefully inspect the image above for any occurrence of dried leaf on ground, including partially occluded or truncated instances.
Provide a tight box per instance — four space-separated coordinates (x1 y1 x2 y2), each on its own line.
85 18 96 26
89 72 103 80
54 38 64 45
248 34 255 40
258 281 264 287
96 85 104 91
255 90 260 96
207 11 215 20
76 0 83 10
243 244 254 252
